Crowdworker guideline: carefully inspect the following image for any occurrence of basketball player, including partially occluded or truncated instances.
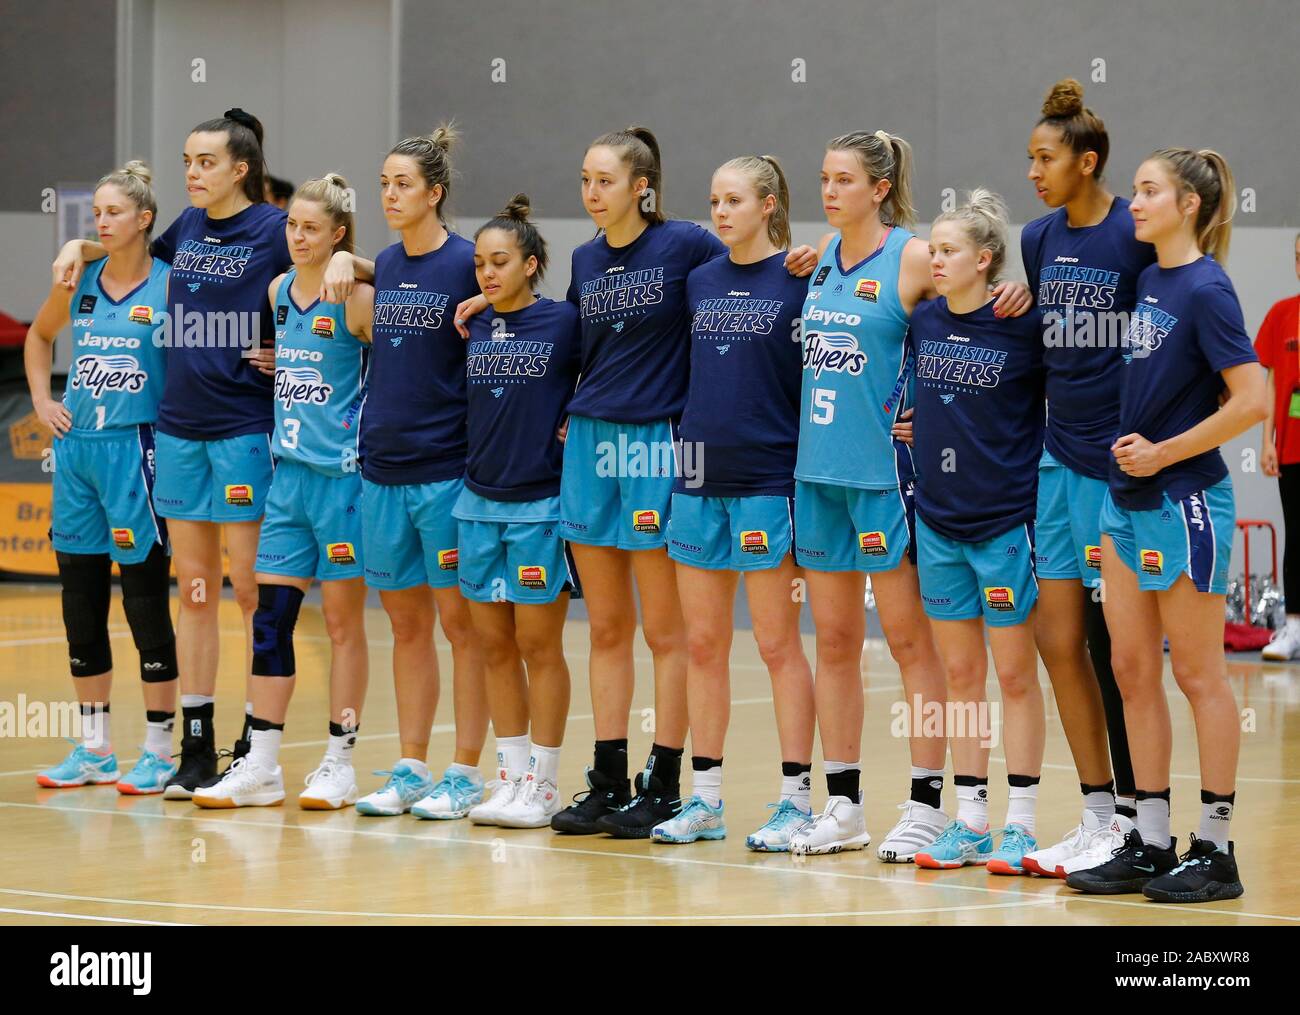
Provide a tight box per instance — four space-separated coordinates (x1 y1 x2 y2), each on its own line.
323 127 490 818
648 155 816 850
456 195 581 830
1067 149 1263 903
28 161 178 793
54 109 291 798
1018 80 1156 879
193 174 372 810
788 131 1032 858
906 190 1046 874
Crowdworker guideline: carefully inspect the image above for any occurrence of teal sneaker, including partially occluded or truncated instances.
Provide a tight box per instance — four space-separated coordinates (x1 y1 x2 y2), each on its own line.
986 824 1038 875
651 795 726 843
412 767 484 820
914 819 993 869
116 749 178 795
36 742 119 788
746 799 813 852
355 762 434 816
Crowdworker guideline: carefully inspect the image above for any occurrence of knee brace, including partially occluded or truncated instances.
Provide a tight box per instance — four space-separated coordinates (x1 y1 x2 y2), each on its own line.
57 551 113 677
252 583 305 677
119 543 178 682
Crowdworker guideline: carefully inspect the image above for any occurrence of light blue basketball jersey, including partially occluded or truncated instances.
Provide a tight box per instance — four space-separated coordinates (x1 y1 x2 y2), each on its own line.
65 257 169 430
796 227 914 489
272 271 366 475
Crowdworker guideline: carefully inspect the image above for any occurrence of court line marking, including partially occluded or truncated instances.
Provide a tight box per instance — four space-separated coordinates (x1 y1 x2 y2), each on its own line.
0 904 190 926
0 889 1057 923
1 800 1294 924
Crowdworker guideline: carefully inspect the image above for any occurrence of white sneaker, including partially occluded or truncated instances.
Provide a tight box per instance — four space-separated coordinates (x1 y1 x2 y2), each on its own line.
1061 812 1137 876
1262 619 1300 660
298 757 358 810
468 772 523 826
789 796 871 855
192 756 285 808
876 800 948 862
496 774 563 828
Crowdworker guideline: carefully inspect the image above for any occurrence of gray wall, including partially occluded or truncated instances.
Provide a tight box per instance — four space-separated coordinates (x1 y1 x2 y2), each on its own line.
400 0 1300 228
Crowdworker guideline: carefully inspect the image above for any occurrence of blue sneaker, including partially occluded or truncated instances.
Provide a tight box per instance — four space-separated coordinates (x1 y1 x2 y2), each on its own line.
355 762 434 816
37 743 119 788
746 799 814 852
651 795 726 843
412 767 484 820
986 824 1038 875
116 749 178 795
914 820 993 869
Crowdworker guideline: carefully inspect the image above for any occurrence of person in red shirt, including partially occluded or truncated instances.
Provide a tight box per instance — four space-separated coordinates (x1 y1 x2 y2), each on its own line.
1257 232 1300 659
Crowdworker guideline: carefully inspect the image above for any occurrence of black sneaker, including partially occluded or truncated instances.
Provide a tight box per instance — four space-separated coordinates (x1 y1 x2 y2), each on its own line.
1065 828 1178 894
1142 835 1243 903
551 767 631 834
594 770 681 839
162 734 217 800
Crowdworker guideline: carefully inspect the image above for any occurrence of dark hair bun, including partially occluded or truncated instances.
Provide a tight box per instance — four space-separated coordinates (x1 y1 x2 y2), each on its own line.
500 192 532 221
1041 79 1085 119
223 107 265 145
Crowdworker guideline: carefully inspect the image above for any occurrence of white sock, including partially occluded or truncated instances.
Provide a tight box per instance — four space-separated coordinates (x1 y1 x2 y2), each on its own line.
1006 780 1039 835
1136 792 1172 849
80 704 110 754
956 778 989 831
448 761 482 784
249 727 282 770
495 735 529 778
692 763 723 808
143 716 173 756
399 757 430 780
326 730 356 762
780 766 813 813
180 694 214 709
1083 787 1114 826
527 743 561 786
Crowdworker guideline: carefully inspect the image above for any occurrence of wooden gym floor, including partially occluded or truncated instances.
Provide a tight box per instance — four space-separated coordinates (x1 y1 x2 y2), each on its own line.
0 583 1296 926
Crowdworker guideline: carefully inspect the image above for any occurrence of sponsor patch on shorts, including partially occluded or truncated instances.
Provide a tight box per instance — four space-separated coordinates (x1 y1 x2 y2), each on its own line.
225 484 253 506
859 530 887 556
632 509 661 534
740 529 769 554
1085 544 1101 569
437 548 459 571
1140 548 1163 575
984 586 1015 611
518 565 547 589
112 527 135 550
326 541 356 565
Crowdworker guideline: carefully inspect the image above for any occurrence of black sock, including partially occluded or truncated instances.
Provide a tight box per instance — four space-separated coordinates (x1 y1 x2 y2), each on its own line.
647 743 684 792
240 710 253 745
911 771 943 809
145 709 175 727
691 755 723 771
248 715 285 733
181 700 214 742
594 738 628 783
826 766 861 804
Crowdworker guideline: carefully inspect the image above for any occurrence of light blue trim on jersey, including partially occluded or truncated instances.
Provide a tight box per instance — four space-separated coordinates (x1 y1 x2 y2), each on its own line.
796 227 914 490
272 271 366 476
65 258 169 430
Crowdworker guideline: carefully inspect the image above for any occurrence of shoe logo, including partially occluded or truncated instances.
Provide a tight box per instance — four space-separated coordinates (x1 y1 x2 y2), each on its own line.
1134 863 1155 872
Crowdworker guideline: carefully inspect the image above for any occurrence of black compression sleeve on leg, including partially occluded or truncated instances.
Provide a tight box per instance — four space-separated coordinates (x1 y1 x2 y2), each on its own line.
57 551 113 677
119 543 178 682
1084 594 1135 797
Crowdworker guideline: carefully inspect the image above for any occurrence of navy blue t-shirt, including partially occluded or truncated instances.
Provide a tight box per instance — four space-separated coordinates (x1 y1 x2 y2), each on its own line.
1021 197 1156 478
150 203 291 439
360 235 479 485
566 219 725 423
1110 256 1257 511
678 251 806 498
465 297 581 501
912 297 1045 542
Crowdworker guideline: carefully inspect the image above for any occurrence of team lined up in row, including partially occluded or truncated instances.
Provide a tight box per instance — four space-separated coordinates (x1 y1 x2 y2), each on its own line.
27 76 1260 904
